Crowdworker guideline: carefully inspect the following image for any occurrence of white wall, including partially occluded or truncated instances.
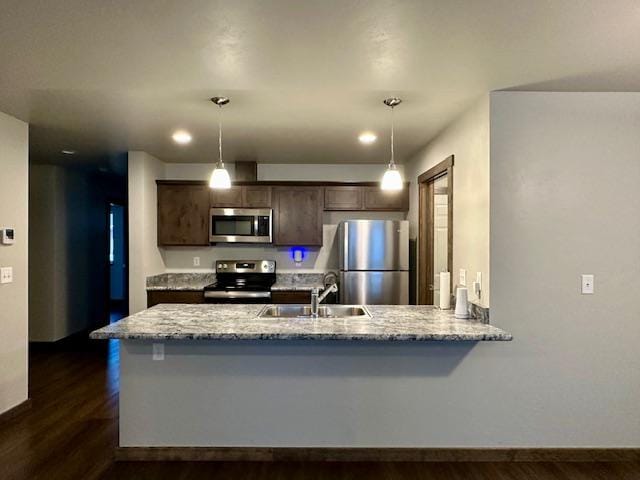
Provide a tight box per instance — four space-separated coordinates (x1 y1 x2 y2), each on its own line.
164 163 401 183
405 96 490 305
489 92 640 446
29 166 57 340
128 152 166 313
0 111 28 414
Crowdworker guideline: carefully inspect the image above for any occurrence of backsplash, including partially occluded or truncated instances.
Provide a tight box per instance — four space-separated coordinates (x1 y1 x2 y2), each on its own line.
160 211 406 273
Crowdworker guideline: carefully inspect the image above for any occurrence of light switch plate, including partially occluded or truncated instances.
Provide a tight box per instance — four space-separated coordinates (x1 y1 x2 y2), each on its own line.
193 257 200 267
581 274 594 294
152 343 165 361
459 269 466 286
0 267 13 284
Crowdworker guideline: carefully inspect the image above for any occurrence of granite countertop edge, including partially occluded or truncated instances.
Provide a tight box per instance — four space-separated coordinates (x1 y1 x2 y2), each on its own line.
90 305 512 342
90 332 510 341
270 282 325 292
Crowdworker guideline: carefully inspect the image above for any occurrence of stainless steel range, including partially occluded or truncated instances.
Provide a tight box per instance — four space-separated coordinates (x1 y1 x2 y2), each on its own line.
204 260 276 303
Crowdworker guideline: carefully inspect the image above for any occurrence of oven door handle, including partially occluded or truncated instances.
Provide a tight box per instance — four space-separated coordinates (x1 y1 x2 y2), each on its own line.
204 291 271 299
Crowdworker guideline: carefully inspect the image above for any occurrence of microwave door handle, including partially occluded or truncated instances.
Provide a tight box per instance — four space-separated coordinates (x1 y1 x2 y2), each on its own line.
254 216 259 236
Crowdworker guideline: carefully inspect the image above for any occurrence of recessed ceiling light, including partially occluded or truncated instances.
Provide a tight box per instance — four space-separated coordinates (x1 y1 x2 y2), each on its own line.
172 130 192 145
358 132 377 144
61 149 76 155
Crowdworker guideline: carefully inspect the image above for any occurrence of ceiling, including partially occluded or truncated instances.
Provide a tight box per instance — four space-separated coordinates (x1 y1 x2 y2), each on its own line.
1 0 639 167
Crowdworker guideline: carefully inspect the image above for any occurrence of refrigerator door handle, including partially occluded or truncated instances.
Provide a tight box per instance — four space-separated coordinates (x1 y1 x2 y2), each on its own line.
342 221 349 270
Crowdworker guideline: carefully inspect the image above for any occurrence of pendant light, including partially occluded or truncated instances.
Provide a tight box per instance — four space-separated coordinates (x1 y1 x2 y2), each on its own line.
209 96 231 189
380 97 404 191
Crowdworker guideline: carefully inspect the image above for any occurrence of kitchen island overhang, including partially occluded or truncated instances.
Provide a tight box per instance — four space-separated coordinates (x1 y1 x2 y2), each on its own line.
91 304 512 452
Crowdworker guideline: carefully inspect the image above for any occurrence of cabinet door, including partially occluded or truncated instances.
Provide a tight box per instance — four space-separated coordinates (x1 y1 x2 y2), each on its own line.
363 186 410 211
273 187 324 246
243 186 272 208
157 184 210 246
147 291 205 308
210 187 243 207
271 291 312 304
324 186 363 210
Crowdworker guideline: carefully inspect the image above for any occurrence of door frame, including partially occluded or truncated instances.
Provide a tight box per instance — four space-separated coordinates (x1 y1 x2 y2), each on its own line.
106 199 129 322
418 155 454 305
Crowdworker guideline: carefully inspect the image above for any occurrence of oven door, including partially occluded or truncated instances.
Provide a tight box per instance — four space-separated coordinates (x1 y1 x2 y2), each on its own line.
204 291 272 304
209 208 272 243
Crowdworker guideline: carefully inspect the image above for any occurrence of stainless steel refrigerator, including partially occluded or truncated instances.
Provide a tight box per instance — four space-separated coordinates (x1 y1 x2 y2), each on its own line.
338 220 409 305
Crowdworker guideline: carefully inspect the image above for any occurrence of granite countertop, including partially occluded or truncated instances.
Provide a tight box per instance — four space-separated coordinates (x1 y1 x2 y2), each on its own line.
146 273 216 291
90 304 512 342
270 273 326 292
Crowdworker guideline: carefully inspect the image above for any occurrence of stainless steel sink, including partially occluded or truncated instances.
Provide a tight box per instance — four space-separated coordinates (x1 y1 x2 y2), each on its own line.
258 304 371 318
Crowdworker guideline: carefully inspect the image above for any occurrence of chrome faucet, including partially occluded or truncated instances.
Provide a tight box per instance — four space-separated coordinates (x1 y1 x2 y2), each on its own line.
310 283 338 318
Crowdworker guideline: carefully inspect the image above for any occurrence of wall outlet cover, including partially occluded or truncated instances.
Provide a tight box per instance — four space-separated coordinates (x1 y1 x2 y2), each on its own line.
459 269 466 286
0 267 13 284
581 274 594 294
152 343 165 361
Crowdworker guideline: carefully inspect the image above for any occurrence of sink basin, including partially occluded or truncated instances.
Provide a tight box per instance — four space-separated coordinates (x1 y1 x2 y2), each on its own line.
258 304 371 318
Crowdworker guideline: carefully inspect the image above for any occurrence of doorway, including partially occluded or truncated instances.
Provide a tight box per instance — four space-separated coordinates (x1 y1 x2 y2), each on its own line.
418 156 454 305
108 202 127 322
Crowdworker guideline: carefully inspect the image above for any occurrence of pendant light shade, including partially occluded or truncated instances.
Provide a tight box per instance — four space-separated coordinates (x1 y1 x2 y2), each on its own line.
380 97 404 191
209 166 231 189
210 96 231 189
381 164 403 191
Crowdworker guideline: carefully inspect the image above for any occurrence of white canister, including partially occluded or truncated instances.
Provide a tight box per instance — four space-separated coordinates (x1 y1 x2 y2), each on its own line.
454 287 469 319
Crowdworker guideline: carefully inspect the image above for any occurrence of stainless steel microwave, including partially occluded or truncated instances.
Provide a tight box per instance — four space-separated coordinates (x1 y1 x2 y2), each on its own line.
209 208 272 244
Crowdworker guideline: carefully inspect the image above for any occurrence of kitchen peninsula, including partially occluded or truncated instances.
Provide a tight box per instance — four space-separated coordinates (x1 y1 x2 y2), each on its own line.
91 304 511 457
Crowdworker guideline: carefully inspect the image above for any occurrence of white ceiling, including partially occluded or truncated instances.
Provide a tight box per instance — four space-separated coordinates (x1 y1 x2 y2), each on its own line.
1 0 639 167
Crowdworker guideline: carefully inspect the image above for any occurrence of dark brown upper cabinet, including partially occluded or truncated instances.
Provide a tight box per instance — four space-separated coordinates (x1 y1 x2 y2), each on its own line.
210 186 244 207
324 186 364 211
363 186 410 211
324 184 409 211
157 184 210 246
243 186 271 208
210 186 272 208
273 186 324 246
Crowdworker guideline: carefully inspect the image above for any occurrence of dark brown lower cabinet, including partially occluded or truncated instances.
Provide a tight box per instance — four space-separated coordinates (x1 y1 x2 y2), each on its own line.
147 291 205 308
271 291 312 304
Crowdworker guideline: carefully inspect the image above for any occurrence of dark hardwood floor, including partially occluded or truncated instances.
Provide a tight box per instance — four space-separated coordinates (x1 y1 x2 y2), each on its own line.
1 338 639 480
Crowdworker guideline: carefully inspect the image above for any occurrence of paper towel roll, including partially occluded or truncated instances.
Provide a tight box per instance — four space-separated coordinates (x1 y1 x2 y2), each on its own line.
439 272 451 310
455 287 469 319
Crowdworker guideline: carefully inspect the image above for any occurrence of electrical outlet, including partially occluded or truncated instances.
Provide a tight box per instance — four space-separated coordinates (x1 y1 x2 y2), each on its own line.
152 343 165 361
193 257 200 267
459 269 466 286
581 274 594 295
0 267 13 284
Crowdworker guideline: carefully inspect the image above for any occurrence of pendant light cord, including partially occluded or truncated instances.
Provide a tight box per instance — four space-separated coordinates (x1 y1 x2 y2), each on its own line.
218 105 223 167
390 105 395 168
